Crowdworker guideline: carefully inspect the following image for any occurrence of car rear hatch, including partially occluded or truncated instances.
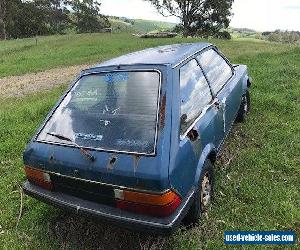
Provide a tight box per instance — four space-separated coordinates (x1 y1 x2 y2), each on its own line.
23 65 176 216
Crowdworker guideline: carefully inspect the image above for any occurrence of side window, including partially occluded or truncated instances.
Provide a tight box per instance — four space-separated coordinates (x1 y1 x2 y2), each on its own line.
179 59 212 133
197 49 233 95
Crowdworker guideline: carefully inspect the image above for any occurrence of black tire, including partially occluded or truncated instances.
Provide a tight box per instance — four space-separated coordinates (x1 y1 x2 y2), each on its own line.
184 159 214 225
235 91 251 123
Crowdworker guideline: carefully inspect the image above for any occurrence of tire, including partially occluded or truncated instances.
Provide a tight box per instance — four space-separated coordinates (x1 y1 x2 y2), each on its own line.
235 91 251 123
184 159 214 225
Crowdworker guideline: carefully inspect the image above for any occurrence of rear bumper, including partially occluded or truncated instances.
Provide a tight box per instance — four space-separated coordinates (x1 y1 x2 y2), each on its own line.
23 181 194 234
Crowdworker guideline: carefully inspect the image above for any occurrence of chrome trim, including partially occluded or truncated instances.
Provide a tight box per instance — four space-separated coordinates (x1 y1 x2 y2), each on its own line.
25 182 195 228
26 166 169 195
35 140 155 157
180 98 219 141
172 44 212 69
35 69 163 156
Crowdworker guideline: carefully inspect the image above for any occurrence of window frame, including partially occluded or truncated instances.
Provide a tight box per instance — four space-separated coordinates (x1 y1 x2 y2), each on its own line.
179 58 213 137
196 47 235 97
34 69 163 156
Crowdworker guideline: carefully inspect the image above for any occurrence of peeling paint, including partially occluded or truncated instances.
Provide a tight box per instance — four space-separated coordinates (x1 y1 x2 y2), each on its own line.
49 153 55 164
188 128 201 159
107 155 117 171
221 97 227 133
133 155 141 175
48 145 56 165
159 94 167 128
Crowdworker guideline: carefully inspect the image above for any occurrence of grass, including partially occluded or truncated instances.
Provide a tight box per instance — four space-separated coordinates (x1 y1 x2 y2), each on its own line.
0 33 293 78
0 33 299 249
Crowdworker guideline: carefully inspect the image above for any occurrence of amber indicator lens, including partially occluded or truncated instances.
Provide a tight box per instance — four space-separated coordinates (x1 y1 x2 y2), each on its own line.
24 166 53 190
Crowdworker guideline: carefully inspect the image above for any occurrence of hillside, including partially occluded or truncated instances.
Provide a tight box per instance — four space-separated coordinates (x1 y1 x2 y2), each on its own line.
109 17 176 33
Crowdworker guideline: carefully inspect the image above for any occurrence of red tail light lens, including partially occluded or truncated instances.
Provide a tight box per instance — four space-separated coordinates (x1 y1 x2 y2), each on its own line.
114 189 181 217
24 166 53 191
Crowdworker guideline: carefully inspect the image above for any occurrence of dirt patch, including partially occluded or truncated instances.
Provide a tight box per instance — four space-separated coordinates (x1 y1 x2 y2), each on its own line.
0 64 92 98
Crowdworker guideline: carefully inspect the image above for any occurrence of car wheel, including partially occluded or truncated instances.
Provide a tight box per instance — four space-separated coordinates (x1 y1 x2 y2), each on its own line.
235 91 250 123
184 159 214 225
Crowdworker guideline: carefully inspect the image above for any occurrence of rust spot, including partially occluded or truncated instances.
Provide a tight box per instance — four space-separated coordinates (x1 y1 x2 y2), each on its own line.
48 146 56 164
49 154 55 164
187 128 199 141
159 94 166 128
107 155 117 171
73 169 79 177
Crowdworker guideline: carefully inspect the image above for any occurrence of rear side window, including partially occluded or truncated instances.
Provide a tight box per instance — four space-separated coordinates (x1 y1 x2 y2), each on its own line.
179 59 212 133
197 49 233 95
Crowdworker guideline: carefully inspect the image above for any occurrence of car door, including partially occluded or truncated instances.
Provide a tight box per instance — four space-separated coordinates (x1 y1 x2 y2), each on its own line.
169 59 224 195
197 48 241 140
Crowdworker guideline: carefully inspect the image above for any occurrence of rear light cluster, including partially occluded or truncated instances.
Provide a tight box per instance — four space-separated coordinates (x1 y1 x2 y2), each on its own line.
114 189 181 217
24 166 53 191
24 166 182 217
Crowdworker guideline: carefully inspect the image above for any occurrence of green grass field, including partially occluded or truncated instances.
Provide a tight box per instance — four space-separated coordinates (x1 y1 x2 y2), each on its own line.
0 33 299 249
0 33 291 78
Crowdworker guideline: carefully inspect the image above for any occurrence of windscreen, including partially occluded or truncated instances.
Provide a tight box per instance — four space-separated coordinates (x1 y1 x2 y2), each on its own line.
37 71 161 154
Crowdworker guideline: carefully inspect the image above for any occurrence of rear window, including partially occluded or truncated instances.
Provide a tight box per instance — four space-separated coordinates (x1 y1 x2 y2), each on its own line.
37 71 161 155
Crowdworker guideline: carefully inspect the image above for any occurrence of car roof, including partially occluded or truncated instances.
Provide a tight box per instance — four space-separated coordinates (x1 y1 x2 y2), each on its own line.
94 42 212 68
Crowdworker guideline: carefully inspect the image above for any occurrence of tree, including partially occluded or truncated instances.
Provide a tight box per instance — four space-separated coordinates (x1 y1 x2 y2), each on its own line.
0 0 7 40
5 0 50 38
145 0 234 37
34 0 71 34
2 0 71 39
1 0 110 39
68 0 110 33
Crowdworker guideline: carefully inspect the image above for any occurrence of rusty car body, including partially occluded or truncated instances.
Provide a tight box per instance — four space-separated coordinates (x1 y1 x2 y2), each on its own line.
23 43 251 234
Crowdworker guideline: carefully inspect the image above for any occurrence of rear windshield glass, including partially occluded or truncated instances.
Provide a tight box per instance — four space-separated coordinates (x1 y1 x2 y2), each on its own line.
37 71 161 154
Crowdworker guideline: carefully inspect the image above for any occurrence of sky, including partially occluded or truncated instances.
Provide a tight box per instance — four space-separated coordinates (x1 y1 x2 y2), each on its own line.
100 0 300 32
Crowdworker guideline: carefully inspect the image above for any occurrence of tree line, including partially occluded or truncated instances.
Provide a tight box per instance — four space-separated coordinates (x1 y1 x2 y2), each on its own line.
0 0 110 40
0 0 234 40
262 30 300 44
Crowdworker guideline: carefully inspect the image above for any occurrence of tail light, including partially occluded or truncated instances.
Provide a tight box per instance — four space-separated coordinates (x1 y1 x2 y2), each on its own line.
114 189 181 217
24 166 53 191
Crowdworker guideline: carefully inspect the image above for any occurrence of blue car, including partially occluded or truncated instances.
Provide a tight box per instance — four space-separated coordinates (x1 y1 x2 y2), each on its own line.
23 43 251 234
